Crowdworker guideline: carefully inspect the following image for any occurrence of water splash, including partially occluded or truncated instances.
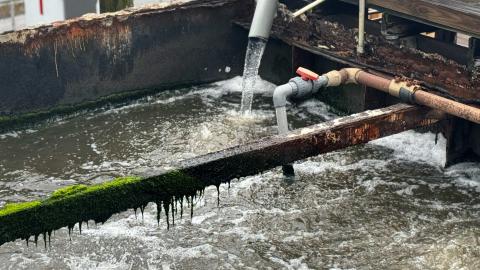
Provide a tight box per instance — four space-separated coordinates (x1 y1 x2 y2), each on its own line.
239 37 267 114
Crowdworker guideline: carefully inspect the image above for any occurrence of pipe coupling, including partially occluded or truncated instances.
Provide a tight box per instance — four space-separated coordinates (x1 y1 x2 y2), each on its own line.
325 68 361 86
388 81 419 103
325 71 343 87
343 68 362 84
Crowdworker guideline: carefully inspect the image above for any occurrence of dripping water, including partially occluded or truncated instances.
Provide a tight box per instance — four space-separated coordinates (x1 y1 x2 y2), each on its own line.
171 197 175 226
180 197 183 218
239 37 267 114
67 224 74 241
47 231 52 248
140 204 145 221
163 199 170 230
155 200 161 226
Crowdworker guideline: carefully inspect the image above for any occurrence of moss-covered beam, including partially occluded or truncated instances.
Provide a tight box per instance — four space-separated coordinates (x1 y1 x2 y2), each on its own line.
0 104 440 246
0 173 203 246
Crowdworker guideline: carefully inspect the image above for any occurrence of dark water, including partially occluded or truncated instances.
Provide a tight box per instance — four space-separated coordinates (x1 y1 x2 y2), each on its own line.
0 77 479 269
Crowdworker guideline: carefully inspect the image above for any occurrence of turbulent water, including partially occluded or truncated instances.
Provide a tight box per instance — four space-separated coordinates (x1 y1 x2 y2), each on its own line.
0 77 479 269
240 38 267 114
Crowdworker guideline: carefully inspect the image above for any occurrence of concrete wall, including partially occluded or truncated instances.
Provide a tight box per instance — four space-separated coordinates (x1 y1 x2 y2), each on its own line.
0 0 250 115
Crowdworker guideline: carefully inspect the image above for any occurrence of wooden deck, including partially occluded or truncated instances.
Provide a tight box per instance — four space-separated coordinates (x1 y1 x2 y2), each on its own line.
342 0 480 37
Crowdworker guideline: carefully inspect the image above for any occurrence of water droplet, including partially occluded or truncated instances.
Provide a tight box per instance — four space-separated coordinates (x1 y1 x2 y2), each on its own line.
140 204 145 221
171 197 175 226
180 197 184 219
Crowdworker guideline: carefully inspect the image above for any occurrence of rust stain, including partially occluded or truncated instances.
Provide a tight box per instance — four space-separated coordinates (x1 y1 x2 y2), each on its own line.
326 130 341 143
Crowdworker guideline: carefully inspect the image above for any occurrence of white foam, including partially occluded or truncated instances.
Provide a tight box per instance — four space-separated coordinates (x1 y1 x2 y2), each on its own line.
453 176 480 193
294 99 338 121
65 256 132 270
90 143 101 155
221 226 267 242
294 159 389 175
371 130 447 167
0 131 20 140
269 256 311 270
213 76 276 95
395 184 419 196
191 212 217 225
165 244 218 260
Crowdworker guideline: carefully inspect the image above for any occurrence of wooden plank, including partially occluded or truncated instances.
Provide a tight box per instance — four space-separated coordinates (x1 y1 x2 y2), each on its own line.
342 0 480 37
0 104 440 246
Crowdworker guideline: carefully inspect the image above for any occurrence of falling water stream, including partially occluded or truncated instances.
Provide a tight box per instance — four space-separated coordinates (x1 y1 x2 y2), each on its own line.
0 77 479 269
239 38 268 114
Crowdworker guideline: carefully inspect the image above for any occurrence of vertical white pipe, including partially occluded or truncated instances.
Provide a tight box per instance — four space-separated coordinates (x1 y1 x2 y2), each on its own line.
248 0 278 39
357 0 366 54
96 0 101 14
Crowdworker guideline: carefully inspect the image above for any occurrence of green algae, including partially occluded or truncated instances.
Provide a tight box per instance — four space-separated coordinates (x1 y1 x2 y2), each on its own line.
0 201 41 217
49 185 88 200
0 171 208 246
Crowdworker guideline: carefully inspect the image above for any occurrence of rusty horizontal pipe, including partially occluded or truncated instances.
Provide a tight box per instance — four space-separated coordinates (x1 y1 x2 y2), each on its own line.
355 71 391 92
325 68 480 124
414 91 480 124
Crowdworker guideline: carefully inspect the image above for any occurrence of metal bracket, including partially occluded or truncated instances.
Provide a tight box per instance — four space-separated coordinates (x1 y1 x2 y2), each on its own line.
381 14 435 48
468 37 480 81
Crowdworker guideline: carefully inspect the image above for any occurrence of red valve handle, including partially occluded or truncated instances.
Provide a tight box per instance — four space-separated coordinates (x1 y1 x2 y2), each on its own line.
296 67 319 81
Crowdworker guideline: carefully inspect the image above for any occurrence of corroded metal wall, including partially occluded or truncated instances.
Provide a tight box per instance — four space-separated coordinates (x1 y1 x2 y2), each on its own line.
0 0 250 114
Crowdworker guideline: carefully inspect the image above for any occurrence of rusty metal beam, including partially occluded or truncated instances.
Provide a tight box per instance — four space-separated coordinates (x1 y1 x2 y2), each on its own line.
0 103 440 246
180 104 439 183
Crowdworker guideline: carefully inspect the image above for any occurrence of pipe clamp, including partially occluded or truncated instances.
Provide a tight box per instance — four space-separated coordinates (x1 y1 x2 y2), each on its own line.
388 81 417 98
